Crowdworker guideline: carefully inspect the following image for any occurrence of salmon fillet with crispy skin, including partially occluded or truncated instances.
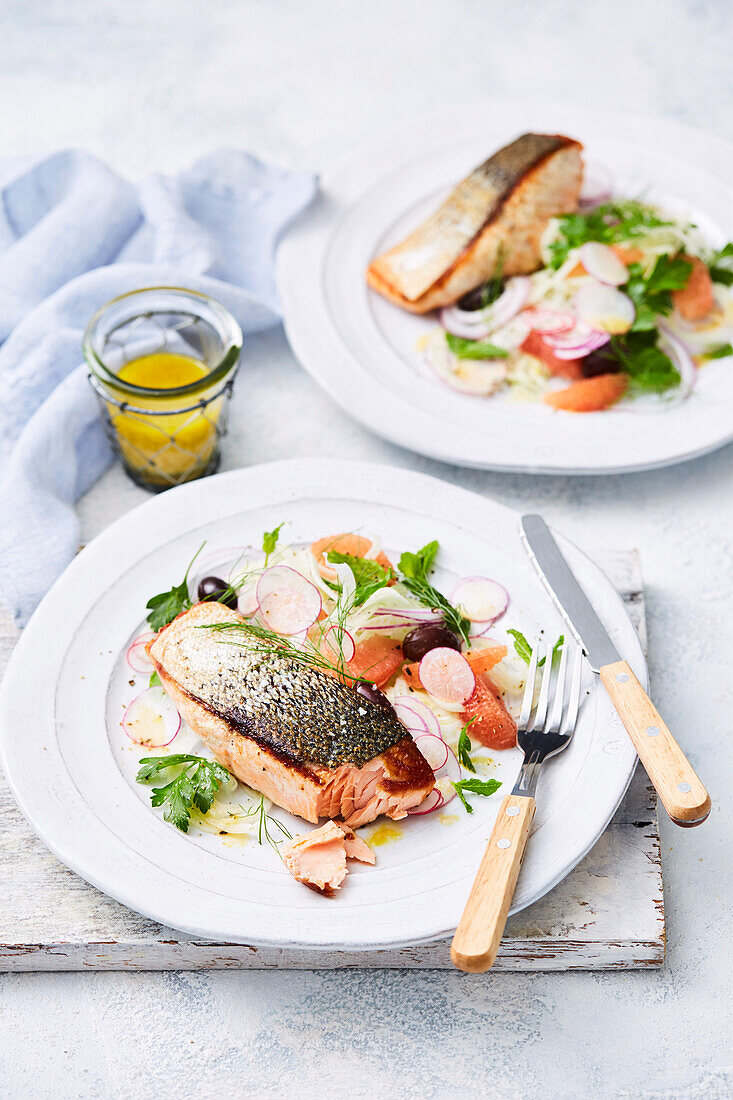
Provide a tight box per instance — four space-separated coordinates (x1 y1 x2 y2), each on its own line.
147 603 434 827
367 132 583 313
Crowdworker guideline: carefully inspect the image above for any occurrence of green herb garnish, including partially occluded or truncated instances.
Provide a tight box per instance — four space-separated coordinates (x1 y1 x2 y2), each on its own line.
397 541 471 646
446 333 509 360
705 342 733 359
457 719 477 773
136 754 232 832
149 671 161 688
547 200 672 269
507 630 564 667
624 254 692 332
240 793 292 853
452 776 502 813
145 543 204 631
610 331 681 393
708 242 733 286
262 523 285 565
326 551 394 607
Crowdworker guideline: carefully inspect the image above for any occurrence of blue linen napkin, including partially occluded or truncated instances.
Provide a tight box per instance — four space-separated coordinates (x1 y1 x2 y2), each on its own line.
0 149 316 627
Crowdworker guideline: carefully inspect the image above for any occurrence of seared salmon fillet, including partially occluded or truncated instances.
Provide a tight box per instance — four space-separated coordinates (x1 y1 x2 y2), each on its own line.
147 603 434 826
367 132 583 313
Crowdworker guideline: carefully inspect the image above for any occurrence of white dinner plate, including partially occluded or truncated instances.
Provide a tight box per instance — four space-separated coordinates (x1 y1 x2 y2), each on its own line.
0 459 644 949
277 104 733 474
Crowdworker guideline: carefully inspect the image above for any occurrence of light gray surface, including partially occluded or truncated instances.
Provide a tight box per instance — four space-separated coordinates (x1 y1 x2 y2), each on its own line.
0 1 731 1097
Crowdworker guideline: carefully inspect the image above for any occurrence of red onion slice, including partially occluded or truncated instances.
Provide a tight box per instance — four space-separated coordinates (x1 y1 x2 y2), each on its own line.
256 566 322 636
658 323 697 398
122 686 181 748
392 695 443 738
450 577 509 624
407 788 445 816
126 633 155 674
438 309 491 340
419 649 475 706
524 308 576 336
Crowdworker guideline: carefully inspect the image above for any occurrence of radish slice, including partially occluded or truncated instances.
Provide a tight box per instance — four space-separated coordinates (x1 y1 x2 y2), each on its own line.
435 744 461 785
322 624 356 663
419 648 475 705
414 733 449 772
579 242 629 287
126 634 154 674
237 582 259 617
424 331 507 396
407 788 444 816
525 308 576 336
122 687 181 748
392 696 442 738
256 566 322 636
450 577 508 624
575 284 635 334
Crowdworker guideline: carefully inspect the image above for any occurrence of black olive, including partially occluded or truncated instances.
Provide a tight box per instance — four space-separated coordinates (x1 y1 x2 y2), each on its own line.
581 345 622 378
197 575 238 609
356 681 393 711
457 283 494 312
402 622 462 663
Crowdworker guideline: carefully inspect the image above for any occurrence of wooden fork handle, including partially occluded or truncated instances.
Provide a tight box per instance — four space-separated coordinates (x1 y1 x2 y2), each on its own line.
600 659 711 826
451 794 535 973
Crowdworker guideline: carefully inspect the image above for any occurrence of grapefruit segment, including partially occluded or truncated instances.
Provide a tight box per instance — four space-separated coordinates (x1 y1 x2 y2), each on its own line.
522 330 583 380
544 372 627 412
463 676 517 751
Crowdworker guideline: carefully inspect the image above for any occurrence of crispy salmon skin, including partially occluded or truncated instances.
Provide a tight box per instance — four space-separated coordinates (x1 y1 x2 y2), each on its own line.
147 603 434 826
367 132 583 313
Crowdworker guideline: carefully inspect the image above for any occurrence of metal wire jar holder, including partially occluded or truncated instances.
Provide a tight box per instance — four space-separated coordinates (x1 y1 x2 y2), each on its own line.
84 287 243 493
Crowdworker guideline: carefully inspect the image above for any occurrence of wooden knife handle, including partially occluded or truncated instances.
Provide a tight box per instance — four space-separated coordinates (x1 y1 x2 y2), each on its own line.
451 794 535 973
600 659 711 826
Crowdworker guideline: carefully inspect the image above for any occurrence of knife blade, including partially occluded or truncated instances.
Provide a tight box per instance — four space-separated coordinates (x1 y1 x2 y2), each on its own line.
520 513 711 827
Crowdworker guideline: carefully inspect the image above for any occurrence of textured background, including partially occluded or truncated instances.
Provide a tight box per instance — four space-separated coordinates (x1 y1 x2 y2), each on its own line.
0 1 731 1097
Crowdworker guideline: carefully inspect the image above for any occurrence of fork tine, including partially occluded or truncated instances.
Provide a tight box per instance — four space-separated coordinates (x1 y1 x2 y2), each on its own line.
518 635 541 729
544 637 569 732
527 639 552 731
563 644 584 734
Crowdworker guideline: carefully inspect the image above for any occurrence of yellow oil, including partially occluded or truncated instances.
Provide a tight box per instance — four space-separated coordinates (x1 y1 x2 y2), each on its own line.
366 823 403 848
108 352 221 486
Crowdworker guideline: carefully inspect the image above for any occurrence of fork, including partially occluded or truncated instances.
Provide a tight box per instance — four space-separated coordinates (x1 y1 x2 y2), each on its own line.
451 636 584 973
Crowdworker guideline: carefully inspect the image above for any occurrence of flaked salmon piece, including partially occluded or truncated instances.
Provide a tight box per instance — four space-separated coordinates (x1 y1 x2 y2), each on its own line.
282 822 348 896
148 604 434 827
333 821 376 864
367 132 583 314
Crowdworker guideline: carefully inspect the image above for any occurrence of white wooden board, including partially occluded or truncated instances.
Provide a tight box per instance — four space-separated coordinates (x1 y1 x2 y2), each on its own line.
0 549 664 971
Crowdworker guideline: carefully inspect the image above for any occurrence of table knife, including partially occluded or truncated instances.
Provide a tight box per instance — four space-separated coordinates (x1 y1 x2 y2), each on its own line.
520 514 710 827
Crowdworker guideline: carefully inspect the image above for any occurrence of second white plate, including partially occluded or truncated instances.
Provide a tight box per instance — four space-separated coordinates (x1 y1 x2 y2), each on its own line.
278 105 733 474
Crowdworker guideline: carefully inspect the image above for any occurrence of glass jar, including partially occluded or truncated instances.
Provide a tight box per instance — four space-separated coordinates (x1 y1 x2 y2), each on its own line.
84 287 243 492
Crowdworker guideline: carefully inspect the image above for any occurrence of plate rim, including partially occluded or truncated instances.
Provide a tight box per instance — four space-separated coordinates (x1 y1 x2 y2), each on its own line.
277 104 733 475
0 458 646 949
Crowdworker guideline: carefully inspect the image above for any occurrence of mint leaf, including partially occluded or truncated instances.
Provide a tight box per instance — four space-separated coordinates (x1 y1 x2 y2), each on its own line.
446 333 509 360
452 776 502 812
507 628 533 664
705 342 733 359
457 719 477 773
149 671 161 688
326 551 393 606
262 523 285 565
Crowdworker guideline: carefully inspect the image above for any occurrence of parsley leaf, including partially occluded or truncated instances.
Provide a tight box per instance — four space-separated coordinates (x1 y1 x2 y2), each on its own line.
446 333 509 360
610 331 681 394
548 200 672 269
145 543 204 632
262 523 285 565
457 719 477 773
136 754 232 832
705 342 733 360
326 551 394 607
452 776 502 813
397 541 471 646
708 242 733 286
624 254 692 331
